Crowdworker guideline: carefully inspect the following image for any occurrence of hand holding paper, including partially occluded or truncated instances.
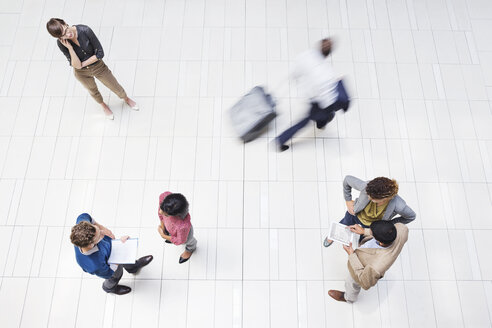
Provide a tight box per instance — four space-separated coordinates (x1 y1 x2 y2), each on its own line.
327 222 358 248
108 238 138 264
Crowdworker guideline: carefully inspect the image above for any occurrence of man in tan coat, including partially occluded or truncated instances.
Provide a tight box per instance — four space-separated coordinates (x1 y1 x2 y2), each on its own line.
328 220 409 303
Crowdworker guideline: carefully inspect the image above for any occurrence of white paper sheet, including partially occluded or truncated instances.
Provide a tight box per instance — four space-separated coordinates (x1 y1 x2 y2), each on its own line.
108 238 138 264
328 222 358 248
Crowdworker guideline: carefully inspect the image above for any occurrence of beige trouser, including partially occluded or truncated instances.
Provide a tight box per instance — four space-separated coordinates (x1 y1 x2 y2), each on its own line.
344 273 361 303
73 60 127 104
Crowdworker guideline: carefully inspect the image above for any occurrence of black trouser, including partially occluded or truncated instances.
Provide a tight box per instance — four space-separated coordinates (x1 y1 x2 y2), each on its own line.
102 263 139 292
276 80 350 146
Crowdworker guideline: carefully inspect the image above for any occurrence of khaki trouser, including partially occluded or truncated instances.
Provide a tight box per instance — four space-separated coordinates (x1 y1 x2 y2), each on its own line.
73 60 127 104
344 273 361 303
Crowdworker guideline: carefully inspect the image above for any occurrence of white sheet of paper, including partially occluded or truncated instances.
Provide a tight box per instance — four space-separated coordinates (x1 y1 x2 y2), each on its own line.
328 222 358 248
108 238 138 264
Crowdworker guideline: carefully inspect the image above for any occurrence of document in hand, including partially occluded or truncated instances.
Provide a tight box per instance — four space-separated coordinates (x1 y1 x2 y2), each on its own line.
328 222 359 248
108 238 138 264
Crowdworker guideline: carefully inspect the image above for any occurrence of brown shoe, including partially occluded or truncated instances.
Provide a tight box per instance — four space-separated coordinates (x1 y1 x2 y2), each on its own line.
328 290 346 302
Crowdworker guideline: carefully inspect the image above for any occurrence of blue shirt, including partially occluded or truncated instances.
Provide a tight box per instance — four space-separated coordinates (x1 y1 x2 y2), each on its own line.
74 213 114 279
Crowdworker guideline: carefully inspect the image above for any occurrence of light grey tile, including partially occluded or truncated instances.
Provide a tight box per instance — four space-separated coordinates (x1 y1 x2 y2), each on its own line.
0 97 19 137
378 281 409 328
296 229 323 280
434 31 459 64
431 281 464 328
0 278 29 328
426 101 454 139
413 30 438 63
456 140 486 183
16 180 47 226
347 0 370 28
423 230 456 280
25 137 56 179
130 280 161 327
215 281 242 328
386 0 411 28
216 228 242 279
243 281 270 328
473 230 492 279
244 229 270 280
417 183 446 228
353 285 382 328
293 181 321 228
159 280 188 328
403 229 430 280
465 183 492 229
403 100 430 138
48 278 81 328
115 180 144 227
409 139 438 182
19 278 55 328
471 19 492 52
405 281 437 328
2 136 32 179
376 63 401 99
470 101 492 139
458 281 492 327
432 140 462 183
219 138 243 180
325 279 354 326
76 279 106 327
270 281 298 328
121 137 149 180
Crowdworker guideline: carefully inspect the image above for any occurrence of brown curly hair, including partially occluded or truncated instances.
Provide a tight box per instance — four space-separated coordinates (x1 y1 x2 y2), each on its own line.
70 221 97 247
366 177 399 200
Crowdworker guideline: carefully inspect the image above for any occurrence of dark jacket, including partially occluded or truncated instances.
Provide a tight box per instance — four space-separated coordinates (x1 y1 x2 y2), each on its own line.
57 25 104 66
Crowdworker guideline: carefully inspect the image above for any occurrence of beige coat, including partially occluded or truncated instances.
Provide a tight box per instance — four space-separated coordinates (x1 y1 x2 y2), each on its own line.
347 223 409 290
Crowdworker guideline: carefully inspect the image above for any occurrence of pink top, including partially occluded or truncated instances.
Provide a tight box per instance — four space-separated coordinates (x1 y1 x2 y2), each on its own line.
158 192 192 245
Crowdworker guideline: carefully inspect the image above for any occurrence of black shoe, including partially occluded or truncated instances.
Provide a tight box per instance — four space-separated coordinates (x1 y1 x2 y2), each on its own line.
165 240 172 244
179 251 192 264
279 144 289 152
316 121 327 129
108 285 131 295
126 255 153 274
178 256 190 264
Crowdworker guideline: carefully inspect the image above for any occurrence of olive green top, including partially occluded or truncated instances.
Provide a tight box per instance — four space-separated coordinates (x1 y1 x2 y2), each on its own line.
357 201 389 226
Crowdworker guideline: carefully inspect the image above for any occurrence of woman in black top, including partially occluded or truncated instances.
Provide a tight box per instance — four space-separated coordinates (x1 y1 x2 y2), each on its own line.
46 18 138 120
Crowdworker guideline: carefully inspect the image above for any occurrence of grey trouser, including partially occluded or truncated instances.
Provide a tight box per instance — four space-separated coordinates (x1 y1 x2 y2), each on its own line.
184 226 197 252
102 263 138 292
344 273 361 303
73 60 127 104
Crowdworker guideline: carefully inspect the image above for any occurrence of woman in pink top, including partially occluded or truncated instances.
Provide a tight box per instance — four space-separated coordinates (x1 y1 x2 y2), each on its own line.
157 192 197 263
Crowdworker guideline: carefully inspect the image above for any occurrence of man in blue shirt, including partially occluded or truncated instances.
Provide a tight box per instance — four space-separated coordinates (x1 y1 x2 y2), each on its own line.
71 213 153 295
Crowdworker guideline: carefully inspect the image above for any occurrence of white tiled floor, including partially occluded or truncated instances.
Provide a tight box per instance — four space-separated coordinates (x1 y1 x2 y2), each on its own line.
1 0 492 327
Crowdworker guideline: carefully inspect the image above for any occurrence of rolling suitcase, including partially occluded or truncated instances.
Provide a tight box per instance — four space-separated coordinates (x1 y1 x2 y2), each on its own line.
229 86 277 142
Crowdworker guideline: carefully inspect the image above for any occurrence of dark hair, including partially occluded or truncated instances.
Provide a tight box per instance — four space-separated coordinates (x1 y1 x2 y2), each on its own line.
70 221 96 247
366 177 399 200
320 38 332 57
46 18 67 38
370 220 397 245
160 193 189 219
